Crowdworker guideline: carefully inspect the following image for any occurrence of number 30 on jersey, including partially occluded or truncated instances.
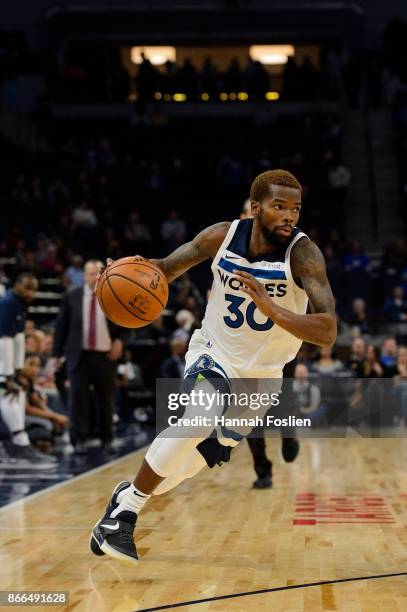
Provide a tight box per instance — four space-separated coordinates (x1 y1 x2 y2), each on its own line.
223 293 274 331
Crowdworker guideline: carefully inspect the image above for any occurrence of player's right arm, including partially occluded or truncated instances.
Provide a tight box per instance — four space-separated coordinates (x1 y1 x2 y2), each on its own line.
149 222 231 283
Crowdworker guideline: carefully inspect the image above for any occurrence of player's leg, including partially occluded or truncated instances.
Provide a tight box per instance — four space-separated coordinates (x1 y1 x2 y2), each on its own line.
247 428 273 489
280 360 300 462
91 375 224 565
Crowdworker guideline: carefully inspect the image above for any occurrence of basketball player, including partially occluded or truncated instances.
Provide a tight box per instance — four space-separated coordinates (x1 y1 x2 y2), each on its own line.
90 169 336 565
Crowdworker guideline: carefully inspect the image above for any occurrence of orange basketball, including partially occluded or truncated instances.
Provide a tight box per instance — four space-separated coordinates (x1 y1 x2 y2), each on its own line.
96 257 169 328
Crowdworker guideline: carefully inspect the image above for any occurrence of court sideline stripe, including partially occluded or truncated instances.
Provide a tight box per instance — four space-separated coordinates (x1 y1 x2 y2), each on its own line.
0 445 147 514
135 571 407 611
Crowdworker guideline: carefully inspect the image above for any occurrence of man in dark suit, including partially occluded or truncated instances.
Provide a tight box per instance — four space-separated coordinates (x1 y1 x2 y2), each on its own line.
53 260 129 451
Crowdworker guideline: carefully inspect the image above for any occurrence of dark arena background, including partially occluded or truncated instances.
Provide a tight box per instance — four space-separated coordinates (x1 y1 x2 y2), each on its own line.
1 1 407 610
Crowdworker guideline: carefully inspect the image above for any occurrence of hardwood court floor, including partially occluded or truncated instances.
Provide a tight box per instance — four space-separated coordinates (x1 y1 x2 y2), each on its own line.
1 438 407 611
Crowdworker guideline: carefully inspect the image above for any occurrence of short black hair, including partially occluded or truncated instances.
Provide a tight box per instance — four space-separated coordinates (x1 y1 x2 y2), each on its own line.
14 272 37 286
250 169 302 202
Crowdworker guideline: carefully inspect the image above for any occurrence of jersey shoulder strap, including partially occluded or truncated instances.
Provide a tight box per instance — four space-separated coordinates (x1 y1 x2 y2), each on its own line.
214 219 240 258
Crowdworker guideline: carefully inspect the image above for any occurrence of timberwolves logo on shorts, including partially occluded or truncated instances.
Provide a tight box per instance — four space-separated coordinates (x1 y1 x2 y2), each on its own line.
185 354 215 376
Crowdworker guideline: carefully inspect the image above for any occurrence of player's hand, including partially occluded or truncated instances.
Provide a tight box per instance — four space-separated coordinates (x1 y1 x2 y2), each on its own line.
233 270 275 319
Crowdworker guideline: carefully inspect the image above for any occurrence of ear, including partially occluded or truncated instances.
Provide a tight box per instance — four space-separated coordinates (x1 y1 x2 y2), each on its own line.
251 200 260 217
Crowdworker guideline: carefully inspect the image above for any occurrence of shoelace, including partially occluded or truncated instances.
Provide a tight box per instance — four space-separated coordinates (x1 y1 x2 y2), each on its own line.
119 528 135 547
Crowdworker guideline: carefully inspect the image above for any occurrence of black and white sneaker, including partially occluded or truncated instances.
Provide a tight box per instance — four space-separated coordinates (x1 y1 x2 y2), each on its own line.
92 510 138 566
89 480 131 557
6 443 57 469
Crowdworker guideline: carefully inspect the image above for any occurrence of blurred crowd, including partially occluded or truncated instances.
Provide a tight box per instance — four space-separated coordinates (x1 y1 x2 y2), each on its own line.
1 270 406 468
59 50 343 104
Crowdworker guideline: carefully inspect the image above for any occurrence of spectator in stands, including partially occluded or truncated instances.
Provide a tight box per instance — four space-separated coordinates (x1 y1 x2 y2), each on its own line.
311 346 343 375
323 245 343 301
137 53 158 104
363 344 383 378
53 259 129 452
380 337 399 378
200 57 218 97
347 337 366 377
72 200 98 228
173 309 195 343
25 332 42 356
326 154 351 227
298 57 319 99
281 56 300 99
22 355 69 445
116 349 143 424
125 211 152 254
349 298 373 335
343 240 369 271
343 241 370 302
160 210 187 252
38 331 56 380
183 295 203 322
292 364 323 425
168 272 204 312
382 240 407 295
136 314 170 344
384 286 407 323
64 255 84 288
224 58 243 93
24 320 36 335
160 337 187 378
39 243 64 276
177 59 198 98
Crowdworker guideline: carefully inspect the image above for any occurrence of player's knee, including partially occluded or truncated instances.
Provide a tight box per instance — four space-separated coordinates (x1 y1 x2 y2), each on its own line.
196 437 233 468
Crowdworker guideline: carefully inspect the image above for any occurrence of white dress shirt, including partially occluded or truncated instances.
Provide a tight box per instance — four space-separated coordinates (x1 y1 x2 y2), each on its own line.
82 284 112 351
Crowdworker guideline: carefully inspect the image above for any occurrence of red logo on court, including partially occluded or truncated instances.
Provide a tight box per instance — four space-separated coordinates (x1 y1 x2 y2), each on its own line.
293 493 395 525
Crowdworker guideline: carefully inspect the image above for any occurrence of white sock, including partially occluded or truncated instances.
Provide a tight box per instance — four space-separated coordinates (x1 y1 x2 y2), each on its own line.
111 484 150 518
0 392 27 443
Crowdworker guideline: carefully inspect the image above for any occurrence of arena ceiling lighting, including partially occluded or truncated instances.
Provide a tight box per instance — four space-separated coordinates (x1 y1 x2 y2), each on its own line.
131 46 176 65
250 45 295 65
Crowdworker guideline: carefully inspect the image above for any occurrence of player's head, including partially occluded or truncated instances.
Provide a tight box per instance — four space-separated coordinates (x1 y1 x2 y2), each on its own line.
84 259 104 290
13 272 38 303
249 169 302 246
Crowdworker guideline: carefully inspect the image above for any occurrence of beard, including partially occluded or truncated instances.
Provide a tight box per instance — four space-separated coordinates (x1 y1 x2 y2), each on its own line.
258 217 292 247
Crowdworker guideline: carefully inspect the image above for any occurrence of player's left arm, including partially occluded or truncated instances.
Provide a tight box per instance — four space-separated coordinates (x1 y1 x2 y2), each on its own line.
234 239 337 347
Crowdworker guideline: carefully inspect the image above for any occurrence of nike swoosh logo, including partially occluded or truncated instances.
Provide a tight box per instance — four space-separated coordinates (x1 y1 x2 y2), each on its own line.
100 522 120 530
224 253 240 260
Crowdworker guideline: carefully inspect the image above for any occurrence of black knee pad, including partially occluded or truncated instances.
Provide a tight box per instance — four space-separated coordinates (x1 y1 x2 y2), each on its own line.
196 435 233 468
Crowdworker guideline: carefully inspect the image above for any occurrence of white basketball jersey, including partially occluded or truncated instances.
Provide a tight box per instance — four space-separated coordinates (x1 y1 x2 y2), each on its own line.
188 219 309 377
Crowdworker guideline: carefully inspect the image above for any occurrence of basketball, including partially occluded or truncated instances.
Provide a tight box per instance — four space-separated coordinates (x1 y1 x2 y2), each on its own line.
96 257 169 328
